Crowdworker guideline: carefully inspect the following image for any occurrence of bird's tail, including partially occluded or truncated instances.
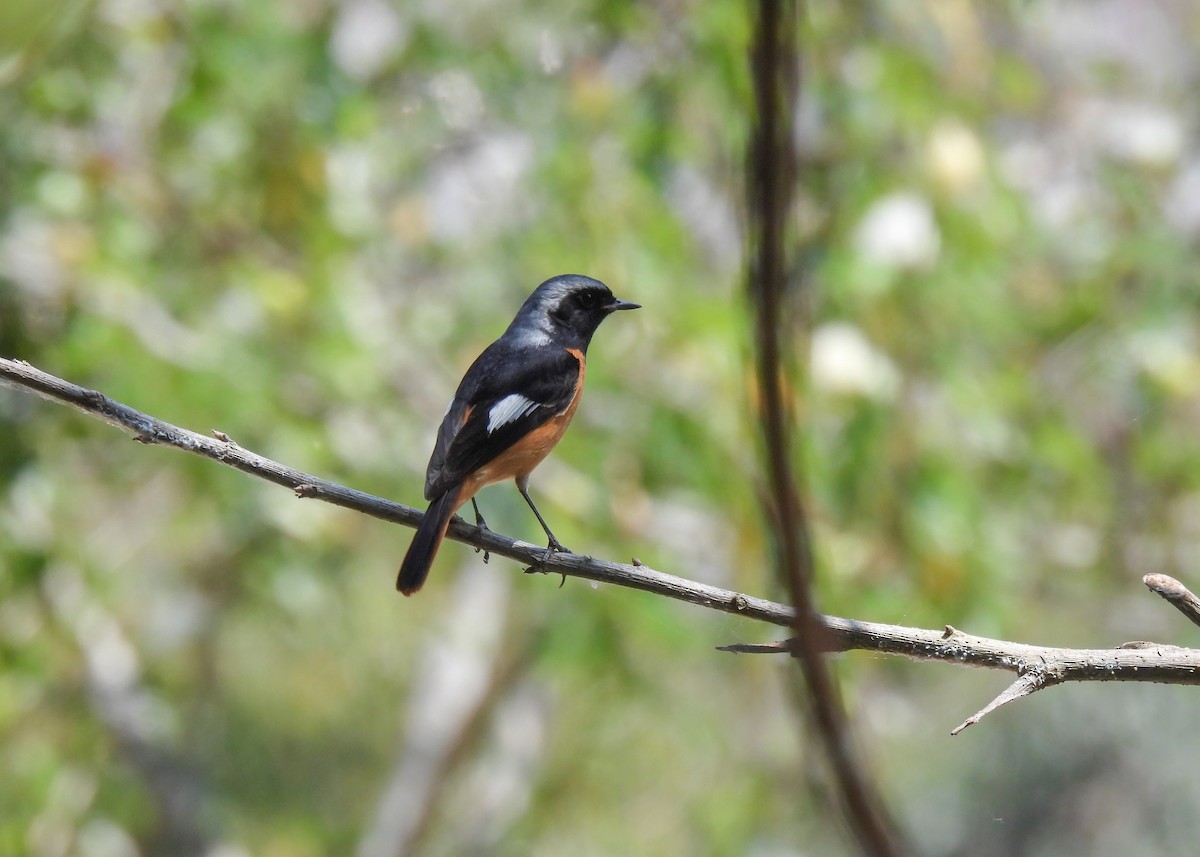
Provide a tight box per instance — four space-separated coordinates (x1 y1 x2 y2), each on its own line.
397 488 461 595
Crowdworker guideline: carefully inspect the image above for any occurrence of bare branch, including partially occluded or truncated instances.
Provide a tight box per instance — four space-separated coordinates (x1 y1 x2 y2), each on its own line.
725 626 1200 733
1143 573 1200 631
7 355 1200 737
0 356 790 627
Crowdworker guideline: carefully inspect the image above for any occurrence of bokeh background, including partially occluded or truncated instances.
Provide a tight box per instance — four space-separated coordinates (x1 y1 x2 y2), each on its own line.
4 1 1200 855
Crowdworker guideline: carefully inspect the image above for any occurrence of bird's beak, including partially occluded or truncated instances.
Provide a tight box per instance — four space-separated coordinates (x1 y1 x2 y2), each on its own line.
606 298 641 312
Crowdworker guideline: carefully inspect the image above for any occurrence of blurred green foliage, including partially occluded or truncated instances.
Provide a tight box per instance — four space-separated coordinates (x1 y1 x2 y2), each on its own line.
4 1 1200 855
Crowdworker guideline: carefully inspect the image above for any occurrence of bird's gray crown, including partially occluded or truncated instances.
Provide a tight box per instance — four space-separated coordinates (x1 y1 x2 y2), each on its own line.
518 274 607 317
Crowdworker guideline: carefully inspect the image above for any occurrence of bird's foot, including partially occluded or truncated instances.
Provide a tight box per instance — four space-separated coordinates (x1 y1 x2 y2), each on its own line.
474 522 491 564
471 501 491 562
522 540 570 587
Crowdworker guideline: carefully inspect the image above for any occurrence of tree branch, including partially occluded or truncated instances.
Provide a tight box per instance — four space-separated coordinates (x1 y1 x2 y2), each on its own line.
724 624 1200 734
6 355 1200 736
0 356 790 626
746 3 908 855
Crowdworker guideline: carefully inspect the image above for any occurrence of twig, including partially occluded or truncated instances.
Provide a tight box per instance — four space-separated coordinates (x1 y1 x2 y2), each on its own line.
6 356 1200 735
1143 573 1200 631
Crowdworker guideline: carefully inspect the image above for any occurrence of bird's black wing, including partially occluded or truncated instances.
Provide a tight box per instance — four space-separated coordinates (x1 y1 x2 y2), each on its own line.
424 344 581 499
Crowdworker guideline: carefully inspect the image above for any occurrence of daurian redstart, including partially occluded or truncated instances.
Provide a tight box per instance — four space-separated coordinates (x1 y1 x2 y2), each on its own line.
397 274 639 595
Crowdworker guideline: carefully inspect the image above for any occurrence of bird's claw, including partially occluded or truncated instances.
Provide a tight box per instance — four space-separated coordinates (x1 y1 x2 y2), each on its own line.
474 524 491 564
520 540 570 587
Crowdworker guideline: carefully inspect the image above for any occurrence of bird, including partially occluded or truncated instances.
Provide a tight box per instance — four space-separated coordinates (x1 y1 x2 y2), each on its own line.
396 274 640 595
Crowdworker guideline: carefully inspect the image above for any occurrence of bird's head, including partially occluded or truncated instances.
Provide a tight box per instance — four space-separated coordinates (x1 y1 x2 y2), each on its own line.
516 274 640 346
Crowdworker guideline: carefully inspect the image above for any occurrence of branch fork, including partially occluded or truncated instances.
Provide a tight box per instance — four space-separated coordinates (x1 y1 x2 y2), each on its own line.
722 575 1200 734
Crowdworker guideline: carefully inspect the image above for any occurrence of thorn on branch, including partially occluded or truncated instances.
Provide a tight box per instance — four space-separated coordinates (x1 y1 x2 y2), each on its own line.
952 670 1049 736
294 483 319 498
716 639 793 654
522 561 568 588
212 429 233 443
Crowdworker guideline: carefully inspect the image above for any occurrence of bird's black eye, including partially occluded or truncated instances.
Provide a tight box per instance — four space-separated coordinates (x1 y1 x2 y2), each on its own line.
577 291 598 309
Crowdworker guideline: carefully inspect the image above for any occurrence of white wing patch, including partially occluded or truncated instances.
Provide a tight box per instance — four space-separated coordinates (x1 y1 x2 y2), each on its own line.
487 394 542 433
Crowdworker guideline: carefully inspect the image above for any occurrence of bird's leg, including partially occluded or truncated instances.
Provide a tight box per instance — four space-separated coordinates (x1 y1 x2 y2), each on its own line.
516 476 570 585
471 498 490 563
517 481 569 553
471 498 489 531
